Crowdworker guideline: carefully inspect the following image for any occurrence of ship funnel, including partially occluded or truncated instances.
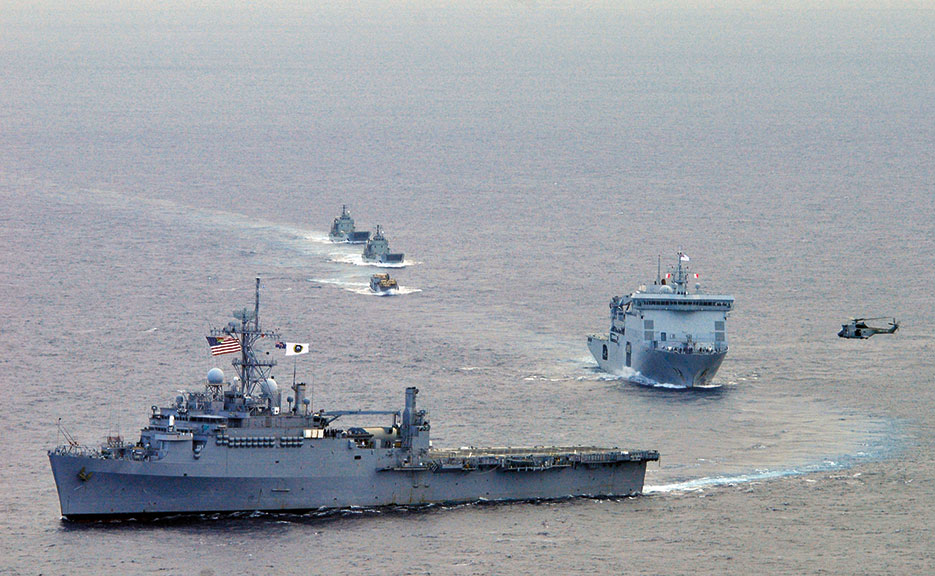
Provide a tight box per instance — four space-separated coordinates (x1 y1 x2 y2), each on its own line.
403 387 418 427
401 387 419 451
294 382 307 414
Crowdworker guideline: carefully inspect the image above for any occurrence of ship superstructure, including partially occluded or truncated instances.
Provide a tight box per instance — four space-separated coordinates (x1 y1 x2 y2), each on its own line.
49 279 657 520
588 252 734 387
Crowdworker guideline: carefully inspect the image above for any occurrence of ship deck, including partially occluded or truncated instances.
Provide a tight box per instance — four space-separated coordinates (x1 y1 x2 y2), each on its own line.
430 446 651 458
423 446 658 472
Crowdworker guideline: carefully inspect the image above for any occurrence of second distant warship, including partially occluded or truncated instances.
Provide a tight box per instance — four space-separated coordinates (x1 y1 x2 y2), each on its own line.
362 225 404 264
49 279 657 520
329 205 371 243
587 252 734 388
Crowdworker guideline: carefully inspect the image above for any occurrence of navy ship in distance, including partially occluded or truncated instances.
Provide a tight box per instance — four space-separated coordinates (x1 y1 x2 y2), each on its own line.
49 279 657 520
588 252 734 388
362 225 404 264
329 205 371 243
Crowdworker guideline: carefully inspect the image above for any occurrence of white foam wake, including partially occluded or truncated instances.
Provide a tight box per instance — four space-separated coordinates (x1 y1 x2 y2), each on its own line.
577 364 694 390
311 278 422 296
304 233 336 244
328 253 417 269
645 460 852 494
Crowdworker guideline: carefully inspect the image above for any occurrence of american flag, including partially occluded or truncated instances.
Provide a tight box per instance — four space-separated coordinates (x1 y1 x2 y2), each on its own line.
206 335 242 356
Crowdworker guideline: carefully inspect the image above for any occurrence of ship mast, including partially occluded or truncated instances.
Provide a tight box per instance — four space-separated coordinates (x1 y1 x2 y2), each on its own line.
674 249 688 295
214 277 279 400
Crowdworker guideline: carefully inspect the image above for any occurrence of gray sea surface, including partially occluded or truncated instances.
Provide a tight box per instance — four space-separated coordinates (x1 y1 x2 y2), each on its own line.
2 2 933 574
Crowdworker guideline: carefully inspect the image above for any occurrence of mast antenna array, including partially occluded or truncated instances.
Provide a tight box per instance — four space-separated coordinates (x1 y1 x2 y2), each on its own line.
211 277 280 399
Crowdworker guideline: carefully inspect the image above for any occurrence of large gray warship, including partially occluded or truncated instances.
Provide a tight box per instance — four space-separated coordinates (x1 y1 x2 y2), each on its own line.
587 252 734 388
49 279 658 520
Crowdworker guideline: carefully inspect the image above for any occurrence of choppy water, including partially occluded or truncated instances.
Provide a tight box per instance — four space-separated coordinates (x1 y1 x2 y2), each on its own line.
2 2 934 574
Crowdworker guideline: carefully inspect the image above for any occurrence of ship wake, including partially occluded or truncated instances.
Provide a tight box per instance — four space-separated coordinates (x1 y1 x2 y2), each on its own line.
646 461 853 494
311 278 422 296
645 417 900 495
579 365 710 390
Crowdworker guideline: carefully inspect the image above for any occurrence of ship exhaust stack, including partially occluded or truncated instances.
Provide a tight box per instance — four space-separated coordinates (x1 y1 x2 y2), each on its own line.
401 386 421 460
402 387 417 441
293 383 306 414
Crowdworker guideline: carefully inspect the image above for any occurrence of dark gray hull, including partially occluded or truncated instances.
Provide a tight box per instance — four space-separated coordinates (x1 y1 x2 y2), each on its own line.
330 230 371 244
49 446 654 520
588 335 727 387
363 252 404 264
639 348 727 387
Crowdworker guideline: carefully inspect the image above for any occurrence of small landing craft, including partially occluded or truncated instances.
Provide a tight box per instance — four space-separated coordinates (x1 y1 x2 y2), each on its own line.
838 317 899 339
369 273 399 294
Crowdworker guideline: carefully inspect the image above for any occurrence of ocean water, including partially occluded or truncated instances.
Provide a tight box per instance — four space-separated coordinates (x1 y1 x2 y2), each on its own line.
2 2 934 574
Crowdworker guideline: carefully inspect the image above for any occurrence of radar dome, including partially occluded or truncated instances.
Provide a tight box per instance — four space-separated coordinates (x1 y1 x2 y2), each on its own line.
207 368 225 384
260 377 279 398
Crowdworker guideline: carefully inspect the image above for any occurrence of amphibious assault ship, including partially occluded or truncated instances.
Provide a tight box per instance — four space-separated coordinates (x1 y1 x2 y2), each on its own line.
49 279 657 520
329 205 371 243
362 225 404 264
587 252 734 388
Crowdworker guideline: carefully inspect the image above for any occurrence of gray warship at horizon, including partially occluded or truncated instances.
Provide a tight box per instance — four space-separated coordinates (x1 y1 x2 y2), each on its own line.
49 279 657 520
329 204 371 243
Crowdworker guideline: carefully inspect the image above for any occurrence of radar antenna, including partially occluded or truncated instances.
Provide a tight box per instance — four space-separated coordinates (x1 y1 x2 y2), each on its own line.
210 277 280 400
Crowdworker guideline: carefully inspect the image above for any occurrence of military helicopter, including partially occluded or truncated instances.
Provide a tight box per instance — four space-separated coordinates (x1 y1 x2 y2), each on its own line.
838 317 899 339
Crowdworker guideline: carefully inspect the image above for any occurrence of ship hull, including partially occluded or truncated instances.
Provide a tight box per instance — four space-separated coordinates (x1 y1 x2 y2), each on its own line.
330 231 371 244
363 253 404 264
588 335 727 388
49 448 652 520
